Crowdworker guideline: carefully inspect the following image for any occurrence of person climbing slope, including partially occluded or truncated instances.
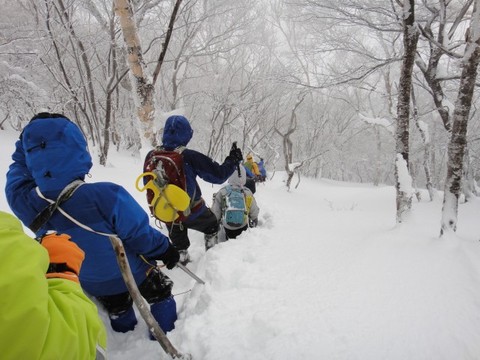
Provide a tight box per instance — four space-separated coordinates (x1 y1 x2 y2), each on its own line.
143 115 243 263
211 166 260 240
5 112 180 337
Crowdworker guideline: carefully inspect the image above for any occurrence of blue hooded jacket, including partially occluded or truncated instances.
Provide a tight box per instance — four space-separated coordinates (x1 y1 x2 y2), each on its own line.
158 115 237 220
5 114 171 296
162 115 194 150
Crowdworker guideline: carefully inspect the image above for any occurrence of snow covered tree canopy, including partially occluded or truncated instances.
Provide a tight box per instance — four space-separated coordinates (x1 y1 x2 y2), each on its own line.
0 0 479 189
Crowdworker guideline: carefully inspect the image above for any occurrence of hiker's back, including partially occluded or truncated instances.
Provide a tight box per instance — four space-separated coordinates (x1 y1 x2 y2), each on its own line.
142 146 193 222
223 185 248 229
257 159 267 181
211 166 260 233
6 112 180 337
144 147 186 190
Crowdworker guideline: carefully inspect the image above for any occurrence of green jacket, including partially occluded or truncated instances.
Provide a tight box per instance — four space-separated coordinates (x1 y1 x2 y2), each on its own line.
0 211 107 359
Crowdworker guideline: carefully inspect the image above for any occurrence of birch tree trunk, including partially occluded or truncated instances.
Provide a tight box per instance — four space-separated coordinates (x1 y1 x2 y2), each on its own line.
395 0 419 223
114 0 156 147
441 0 480 234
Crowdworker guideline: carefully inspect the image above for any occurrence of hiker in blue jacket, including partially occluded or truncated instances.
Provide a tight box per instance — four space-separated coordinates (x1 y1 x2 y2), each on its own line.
257 158 267 182
5 112 180 336
243 165 257 194
145 115 243 264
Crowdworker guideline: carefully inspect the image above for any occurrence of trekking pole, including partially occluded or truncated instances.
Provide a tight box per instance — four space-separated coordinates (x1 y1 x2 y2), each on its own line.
176 263 205 284
232 142 241 177
109 236 192 360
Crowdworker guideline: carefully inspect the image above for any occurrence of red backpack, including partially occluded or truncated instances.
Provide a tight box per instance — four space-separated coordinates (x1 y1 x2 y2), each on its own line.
141 147 191 222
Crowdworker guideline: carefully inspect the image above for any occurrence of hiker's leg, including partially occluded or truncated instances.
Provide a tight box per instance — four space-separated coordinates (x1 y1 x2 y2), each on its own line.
167 223 191 263
96 292 137 333
187 209 219 250
225 225 248 240
166 222 190 250
187 208 219 234
204 232 218 250
138 267 177 334
245 177 256 194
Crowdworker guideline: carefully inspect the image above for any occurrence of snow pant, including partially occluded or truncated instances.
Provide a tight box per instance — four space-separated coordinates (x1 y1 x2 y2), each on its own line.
225 224 248 240
245 177 256 194
96 267 176 334
166 207 219 251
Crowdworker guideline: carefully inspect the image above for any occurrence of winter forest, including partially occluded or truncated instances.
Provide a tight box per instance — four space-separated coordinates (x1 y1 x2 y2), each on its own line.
2 0 480 231
2 1 480 359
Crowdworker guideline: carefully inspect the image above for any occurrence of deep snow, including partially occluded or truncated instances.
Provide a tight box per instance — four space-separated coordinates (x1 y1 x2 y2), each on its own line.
2 129 480 360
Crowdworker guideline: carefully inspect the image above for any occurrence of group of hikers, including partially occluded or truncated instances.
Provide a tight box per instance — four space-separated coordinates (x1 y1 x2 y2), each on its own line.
1 113 266 359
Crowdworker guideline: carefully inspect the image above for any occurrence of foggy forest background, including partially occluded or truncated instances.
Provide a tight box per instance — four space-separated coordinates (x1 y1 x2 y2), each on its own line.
1 0 480 230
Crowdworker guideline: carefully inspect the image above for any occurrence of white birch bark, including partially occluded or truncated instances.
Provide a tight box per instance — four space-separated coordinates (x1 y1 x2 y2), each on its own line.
114 0 156 147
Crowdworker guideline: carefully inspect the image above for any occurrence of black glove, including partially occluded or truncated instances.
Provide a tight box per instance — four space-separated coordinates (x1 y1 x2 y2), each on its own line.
228 147 243 164
226 142 243 164
159 242 180 270
249 218 258 228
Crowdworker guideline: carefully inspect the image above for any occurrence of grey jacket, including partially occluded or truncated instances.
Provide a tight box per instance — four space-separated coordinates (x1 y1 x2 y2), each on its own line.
211 166 260 230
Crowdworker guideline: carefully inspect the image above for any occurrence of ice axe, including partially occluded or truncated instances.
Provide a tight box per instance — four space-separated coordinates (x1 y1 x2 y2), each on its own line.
177 263 205 284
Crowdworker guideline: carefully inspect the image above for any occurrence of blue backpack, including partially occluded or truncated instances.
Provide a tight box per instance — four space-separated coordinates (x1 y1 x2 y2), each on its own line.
224 186 247 228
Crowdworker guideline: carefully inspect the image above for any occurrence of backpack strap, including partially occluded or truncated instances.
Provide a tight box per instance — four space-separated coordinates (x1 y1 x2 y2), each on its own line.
29 180 85 233
175 146 185 154
223 185 234 205
171 146 197 220
245 193 253 212
35 183 116 237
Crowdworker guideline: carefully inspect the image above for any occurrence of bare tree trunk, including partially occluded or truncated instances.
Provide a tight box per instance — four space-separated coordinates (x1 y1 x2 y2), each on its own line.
415 8 451 133
0 112 9 130
151 0 183 86
416 0 476 133
441 0 480 234
43 0 96 144
395 0 419 223
114 0 156 146
373 126 381 187
412 87 436 201
275 94 305 191
462 147 479 201
56 0 102 143
100 9 119 166
206 105 241 159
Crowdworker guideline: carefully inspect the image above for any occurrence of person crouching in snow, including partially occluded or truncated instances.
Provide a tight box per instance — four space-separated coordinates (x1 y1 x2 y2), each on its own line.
0 211 107 360
5 112 180 337
211 166 260 240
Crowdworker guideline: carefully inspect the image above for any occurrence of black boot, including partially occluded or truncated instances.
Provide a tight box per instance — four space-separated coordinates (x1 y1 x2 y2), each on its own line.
204 232 218 251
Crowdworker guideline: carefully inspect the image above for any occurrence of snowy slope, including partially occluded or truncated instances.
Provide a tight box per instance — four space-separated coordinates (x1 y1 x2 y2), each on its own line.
2 129 480 360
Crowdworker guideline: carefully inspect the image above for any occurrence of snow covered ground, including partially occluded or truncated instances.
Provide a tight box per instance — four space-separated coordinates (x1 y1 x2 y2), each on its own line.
2 129 480 360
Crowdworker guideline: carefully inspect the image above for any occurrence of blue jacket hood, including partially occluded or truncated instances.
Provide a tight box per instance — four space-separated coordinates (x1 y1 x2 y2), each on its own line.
21 115 92 194
162 115 193 150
